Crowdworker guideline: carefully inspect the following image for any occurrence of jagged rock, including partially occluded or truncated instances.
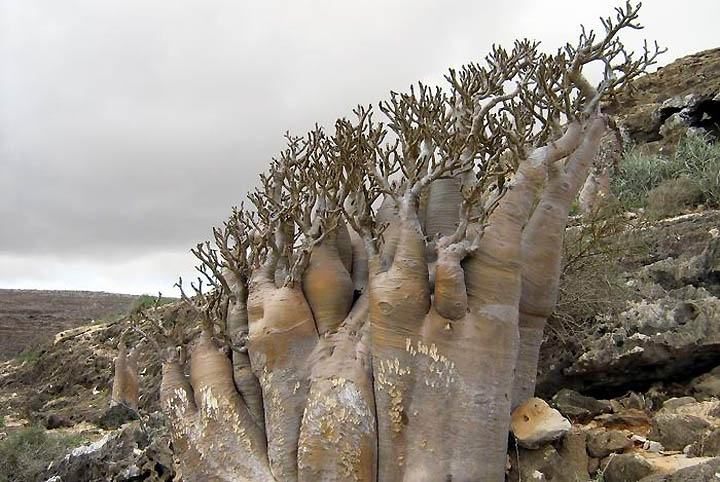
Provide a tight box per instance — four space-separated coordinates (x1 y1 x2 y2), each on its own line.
609 48 720 151
649 413 712 451
602 453 654 482
43 418 173 482
586 429 633 458
643 236 720 290
552 389 612 421
662 397 698 411
508 428 590 482
511 398 571 449
566 285 720 392
541 223 720 395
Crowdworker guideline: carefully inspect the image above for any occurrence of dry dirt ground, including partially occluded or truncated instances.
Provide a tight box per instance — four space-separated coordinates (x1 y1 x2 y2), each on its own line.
0 289 138 360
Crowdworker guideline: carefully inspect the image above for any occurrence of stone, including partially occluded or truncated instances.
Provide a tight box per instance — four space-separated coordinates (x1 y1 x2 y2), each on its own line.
554 226 720 395
597 409 652 430
662 397 698 411
507 429 591 482
640 458 720 482
94 403 138 430
566 286 720 393
603 454 653 482
44 413 73 429
650 413 713 451
43 419 174 482
536 211 720 396
686 428 720 457
644 440 664 453
691 367 720 401
620 392 647 411
558 427 591 480
587 429 633 458
552 389 612 421
512 398 571 449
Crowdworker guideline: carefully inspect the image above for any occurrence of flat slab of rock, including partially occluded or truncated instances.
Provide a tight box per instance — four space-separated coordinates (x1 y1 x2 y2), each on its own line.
552 389 612 421
661 397 697 411
512 398 571 449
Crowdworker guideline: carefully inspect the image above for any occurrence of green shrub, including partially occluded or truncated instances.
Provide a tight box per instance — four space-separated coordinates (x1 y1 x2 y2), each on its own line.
675 133 720 207
612 133 720 211
128 293 172 315
611 149 681 208
16 348 41 365
646 176 703 219
0 416 5 428
0 426 86 482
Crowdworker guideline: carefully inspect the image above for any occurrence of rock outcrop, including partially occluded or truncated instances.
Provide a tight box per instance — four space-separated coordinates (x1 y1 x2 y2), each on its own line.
539 212 720 395
608 47 720 154
43 417 173 482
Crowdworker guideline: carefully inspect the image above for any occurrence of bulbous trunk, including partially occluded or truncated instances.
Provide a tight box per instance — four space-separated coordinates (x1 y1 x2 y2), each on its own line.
456 158 548 480
298 296 376 482
370 211 431 481
424 177 462 241
514 116 608 407
225 273 265 430
247 281 319 481
578 166 611 215
111 341 139 411
302 230 355 335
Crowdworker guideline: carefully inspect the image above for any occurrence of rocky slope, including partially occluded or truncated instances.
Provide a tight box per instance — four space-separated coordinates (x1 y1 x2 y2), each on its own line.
0 289 138 360
609 47 720 153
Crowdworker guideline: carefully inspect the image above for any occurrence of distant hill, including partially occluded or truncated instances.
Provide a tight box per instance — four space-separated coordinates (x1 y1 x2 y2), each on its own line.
0 289 138 360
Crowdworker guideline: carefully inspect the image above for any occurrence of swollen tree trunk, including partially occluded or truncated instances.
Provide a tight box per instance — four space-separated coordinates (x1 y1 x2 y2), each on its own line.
155 121 614 481
111 339 139 411
513 115 607 407
578 165 611 215
149 8 655 479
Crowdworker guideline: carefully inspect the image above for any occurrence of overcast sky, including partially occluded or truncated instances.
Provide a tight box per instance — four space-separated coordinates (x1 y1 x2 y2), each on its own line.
1 0 718 295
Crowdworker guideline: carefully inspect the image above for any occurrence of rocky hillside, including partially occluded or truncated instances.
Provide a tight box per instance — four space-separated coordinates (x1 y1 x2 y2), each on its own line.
609 47 720 153
0 289 138 360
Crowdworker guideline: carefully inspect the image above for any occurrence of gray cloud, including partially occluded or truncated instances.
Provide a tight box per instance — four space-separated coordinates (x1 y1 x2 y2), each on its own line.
1 0 718 293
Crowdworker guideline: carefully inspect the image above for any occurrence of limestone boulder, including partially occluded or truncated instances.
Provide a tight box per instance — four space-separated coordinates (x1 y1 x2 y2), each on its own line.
512 398 571 449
